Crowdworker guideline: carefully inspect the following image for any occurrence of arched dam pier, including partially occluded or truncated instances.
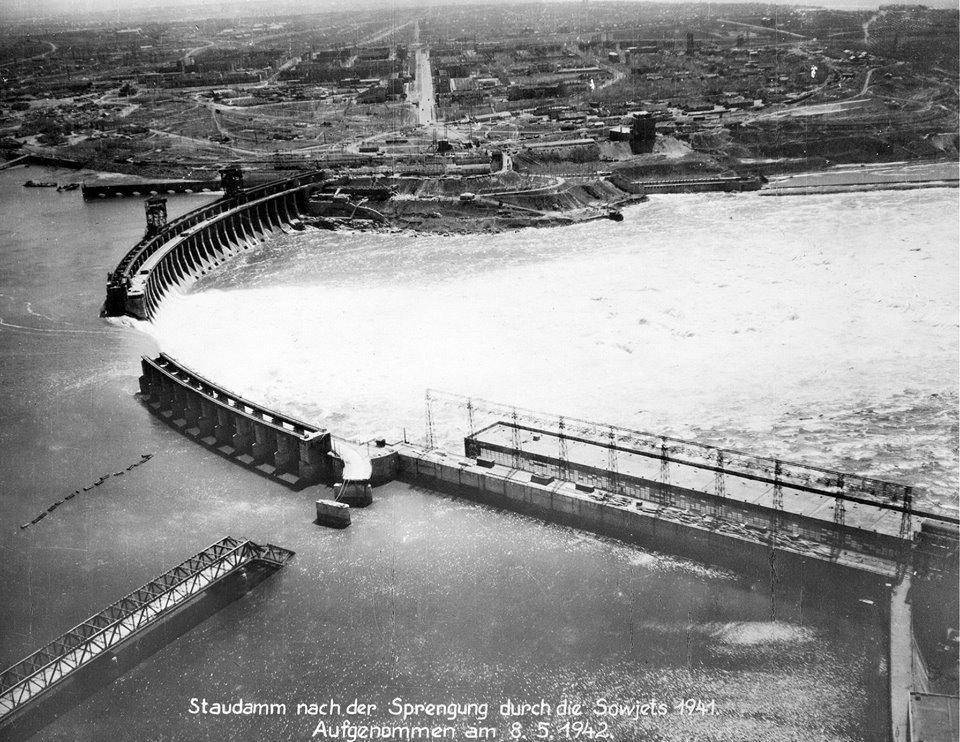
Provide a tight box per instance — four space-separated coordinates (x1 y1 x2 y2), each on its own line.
82 180 221 200
139 354 332 490
99 168 959 742
138 353 392 499
103 166 330 321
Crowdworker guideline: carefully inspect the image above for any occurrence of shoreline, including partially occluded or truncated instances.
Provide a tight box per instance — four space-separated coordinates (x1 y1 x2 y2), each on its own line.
6 155 958 236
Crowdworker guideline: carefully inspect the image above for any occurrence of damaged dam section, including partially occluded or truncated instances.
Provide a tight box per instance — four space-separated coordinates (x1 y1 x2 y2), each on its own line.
54 167 959 741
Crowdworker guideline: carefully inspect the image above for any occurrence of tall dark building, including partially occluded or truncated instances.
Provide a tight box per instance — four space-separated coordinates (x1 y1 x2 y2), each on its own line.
219 166 245 197
144 195 167 237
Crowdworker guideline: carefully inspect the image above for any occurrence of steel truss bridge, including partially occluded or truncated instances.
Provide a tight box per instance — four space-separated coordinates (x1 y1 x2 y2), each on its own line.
0 536 293 726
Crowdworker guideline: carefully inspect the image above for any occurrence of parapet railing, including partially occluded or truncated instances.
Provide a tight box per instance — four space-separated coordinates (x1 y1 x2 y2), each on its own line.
147 353 324 439
0 536 294 725
108 170 328 286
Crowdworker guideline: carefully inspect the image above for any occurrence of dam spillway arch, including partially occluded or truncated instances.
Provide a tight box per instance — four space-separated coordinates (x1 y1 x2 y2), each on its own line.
102 168 392 491
103 170 329 321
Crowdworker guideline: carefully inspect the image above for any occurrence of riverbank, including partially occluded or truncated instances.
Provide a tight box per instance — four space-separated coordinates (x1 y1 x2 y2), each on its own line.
6 150 957 234
762 159 958 196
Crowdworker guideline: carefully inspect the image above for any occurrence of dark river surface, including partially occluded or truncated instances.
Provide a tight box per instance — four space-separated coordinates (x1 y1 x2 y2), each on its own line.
3 164 952 741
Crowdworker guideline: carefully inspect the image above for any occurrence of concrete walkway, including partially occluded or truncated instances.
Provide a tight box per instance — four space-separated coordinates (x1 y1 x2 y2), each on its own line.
889 574 913 742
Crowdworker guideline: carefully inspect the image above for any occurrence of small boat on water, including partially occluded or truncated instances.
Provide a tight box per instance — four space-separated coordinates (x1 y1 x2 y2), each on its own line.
24 180 57 188
57 182 79 192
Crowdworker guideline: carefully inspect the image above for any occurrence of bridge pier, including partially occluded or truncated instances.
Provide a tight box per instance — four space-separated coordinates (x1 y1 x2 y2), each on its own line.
183 240 199 275
299 434 326 484
215 408 236 451
139 367 154 398
316 499 351 528
182 393 201 433
197 399 216 442
206 226 225 265
275 436 298 477
335 481 374 507
232 417 256 457
268 199 282 231
206 222 226 261
170 383 189 427
252 425 277 468
224 220 242 253
254 204 269 238
156 261 172 296
157 375 176 417
143 286 156 321
173 247 191 287
189 239 211 276
279 194 294 225
237 214 256 249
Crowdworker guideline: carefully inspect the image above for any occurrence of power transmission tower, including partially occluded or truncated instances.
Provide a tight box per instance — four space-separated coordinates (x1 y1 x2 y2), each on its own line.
424 390 435 449
558 416 569 481
833 474 846 554
897 486 913 580
773 459 784 517
511 408 522 470
659 438 671 506
466 397 475 438
607 426 619 495
769 459 784 622
713 449 726 518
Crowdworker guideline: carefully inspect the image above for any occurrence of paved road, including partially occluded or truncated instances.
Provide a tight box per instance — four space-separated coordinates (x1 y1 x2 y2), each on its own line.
718 18 808 40
360 19 415 46
413 46 435 127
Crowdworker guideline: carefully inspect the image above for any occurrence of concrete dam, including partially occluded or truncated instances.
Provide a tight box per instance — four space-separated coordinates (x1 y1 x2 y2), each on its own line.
99 164 958 579
103 166 326 321
89 166 959 742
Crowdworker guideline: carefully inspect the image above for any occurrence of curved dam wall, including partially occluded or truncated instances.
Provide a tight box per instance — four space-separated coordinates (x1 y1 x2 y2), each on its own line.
139 353 333 489
104 171 328 321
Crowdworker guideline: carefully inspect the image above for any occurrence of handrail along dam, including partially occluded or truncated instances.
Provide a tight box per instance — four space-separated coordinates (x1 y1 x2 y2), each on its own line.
95 166 959 742
104 166 327 320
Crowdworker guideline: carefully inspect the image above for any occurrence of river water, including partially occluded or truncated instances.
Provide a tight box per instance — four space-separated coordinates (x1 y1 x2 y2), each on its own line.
153 187 959 508
0 165 956 742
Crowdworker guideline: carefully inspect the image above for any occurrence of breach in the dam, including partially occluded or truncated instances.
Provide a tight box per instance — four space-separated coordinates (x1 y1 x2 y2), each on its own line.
26 165 941 742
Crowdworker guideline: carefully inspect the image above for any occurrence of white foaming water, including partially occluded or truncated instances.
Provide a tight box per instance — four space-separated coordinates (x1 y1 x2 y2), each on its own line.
709 621 819 646
149 190 959 506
